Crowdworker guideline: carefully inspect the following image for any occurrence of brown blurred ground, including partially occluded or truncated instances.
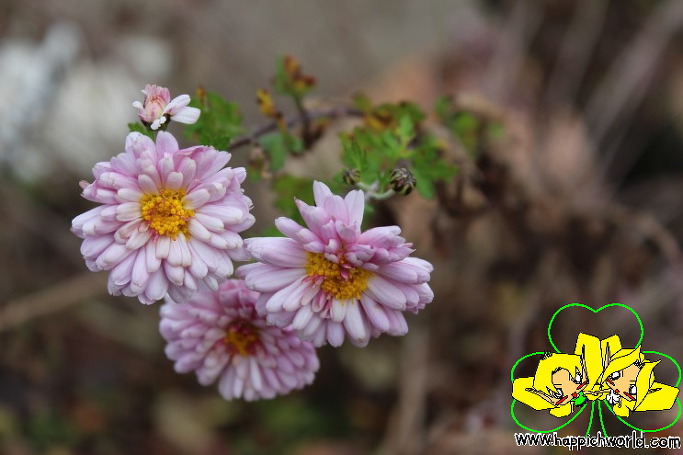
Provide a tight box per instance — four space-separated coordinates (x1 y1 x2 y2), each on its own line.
2 1 683 454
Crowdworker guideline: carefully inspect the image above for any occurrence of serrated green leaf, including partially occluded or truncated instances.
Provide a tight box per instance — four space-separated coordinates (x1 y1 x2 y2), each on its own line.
184 91 243 149
396 115 415 146
410 133 458 195
396 101 426 124
381 131 401 159
341 134 367 169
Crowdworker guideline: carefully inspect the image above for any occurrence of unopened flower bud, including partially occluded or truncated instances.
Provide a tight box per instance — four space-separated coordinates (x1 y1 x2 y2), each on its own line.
132 84 200 131
342 168 361 186
390 167 416 195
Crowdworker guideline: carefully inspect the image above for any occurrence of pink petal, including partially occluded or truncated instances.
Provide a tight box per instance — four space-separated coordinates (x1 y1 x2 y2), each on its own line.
291 305 314 331
366 276 407 310
244 266 304 293
330 299 348 323
247 237 307 267
130 249 150 294
155 131 179 156
145 269 169 302
312 180 333 207
164 94 191 115
360 293 390 332
343 302 368 345
265 279 306 313
171 106 201 124
326 321 345 347
184 189 211 209
145 240 161 273
344 189 365 226
377 262 419 283
96 243 133 270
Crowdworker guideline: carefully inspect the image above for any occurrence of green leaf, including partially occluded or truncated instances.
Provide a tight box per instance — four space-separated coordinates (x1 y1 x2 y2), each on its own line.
452 112 478 134
410 134 458 198
396 115 415 147
273 55 316 99
351 92 373 112
184 91 243 149
395 101 426 124
340 134 368 170
271 175 314 224
340 131 383 186
412 167 435 198
282 131 304 154
434 95 453 121
258 133 287 172
257 130 304 172
273 56 293 96
380 131 401 159
128 122 155 140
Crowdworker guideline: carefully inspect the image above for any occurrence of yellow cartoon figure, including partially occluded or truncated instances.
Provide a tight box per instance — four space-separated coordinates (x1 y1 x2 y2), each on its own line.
594 335 678 418
513 333 603 417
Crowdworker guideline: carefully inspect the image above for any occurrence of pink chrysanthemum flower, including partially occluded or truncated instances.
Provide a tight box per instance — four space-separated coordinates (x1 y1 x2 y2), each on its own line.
72 131 254 304
237 181 434 347
160 279 319 401
132 84 200 130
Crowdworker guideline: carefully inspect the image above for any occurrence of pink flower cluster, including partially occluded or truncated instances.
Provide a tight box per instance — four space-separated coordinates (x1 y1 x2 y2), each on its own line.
160 279 319 401
72 131 254 304
72 84 437 401
238 181 434 347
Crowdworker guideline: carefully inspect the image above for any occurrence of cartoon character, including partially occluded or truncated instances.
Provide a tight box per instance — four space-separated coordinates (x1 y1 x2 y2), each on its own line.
594 335 678 417
512 333 603 417
511 303 681 434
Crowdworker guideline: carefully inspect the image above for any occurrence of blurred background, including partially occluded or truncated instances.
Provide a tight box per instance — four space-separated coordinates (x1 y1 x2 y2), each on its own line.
2 0 683 453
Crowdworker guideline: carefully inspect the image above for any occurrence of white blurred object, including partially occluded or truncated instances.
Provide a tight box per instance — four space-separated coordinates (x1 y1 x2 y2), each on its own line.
0 23 82 176
0 25 172 180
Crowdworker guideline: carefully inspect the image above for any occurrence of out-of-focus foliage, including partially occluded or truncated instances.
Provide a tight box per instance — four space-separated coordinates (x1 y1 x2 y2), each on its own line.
5 0 683 454
184 90 244 150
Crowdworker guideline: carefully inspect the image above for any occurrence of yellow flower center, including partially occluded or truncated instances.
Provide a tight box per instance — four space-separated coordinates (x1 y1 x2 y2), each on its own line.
140 189 194 239
224 321 259 356
305 252 372 300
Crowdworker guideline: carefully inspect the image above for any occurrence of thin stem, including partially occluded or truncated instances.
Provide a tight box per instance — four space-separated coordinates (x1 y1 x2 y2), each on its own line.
228 106 363 152
356 181 395 201
356 181 378 193
371 189 396 201
293 95 313 148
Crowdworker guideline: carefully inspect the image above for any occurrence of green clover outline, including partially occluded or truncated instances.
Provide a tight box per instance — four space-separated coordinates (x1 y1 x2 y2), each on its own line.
510 303 680 435
547 303 644 353
510 396 589 434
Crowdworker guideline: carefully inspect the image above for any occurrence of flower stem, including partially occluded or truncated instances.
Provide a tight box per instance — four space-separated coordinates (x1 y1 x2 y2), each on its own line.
228 106 363 152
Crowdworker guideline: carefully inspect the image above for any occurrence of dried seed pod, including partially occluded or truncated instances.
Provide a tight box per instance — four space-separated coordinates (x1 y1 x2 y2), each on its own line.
390 167 416 195
342 168 361 186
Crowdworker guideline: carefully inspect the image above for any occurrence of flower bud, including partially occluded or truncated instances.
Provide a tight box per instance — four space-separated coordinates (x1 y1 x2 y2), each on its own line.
342 168 361 186
132 84 200 131
390 167 416 195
